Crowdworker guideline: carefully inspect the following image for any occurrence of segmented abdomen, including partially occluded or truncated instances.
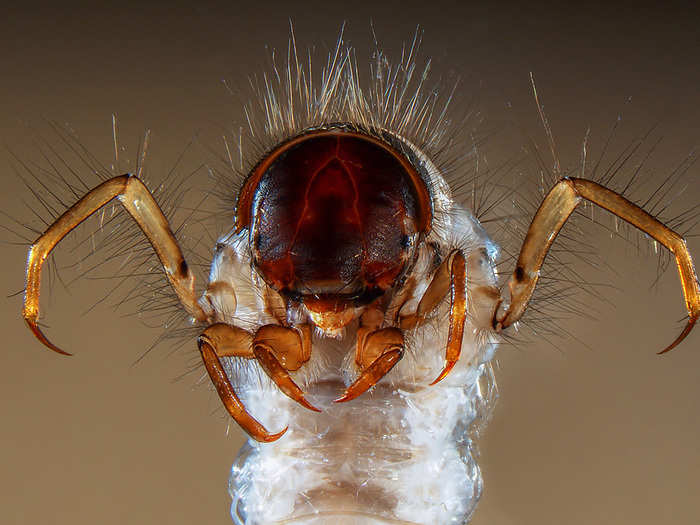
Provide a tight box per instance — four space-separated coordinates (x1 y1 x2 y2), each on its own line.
228 356 497 524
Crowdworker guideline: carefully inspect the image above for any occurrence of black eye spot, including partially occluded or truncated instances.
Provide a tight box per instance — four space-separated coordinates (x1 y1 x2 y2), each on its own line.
400 234 411 248
515 265 525 282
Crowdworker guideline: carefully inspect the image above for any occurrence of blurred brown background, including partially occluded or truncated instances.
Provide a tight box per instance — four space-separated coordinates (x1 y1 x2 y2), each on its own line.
2 2 699 524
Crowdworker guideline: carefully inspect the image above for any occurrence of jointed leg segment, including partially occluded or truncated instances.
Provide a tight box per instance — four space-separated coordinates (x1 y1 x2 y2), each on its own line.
198 323 318 442
496 177 699 353
23 174 206 354
430 251 468 384
398 250 469 385
252 324 319 412
336 249 471 403
333 307 403 403
335 324 404 403
198 324 286 442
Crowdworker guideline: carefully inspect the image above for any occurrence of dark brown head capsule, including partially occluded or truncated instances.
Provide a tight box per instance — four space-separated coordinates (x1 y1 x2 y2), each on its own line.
236 129 432 326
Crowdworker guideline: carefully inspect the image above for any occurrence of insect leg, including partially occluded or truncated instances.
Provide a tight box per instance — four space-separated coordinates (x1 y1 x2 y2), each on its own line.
496 177 699 354
252 324 320 412
334 325 404 403
431 252 468 384
23 174 206 354
353 306 390 369
198 323 286 443
399 251 468 384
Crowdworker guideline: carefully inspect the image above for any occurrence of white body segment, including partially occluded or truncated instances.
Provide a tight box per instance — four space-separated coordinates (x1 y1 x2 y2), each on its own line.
203 176 500 523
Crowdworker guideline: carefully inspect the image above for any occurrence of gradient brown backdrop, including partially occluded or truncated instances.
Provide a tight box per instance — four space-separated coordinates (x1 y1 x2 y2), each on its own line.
2 2 699 524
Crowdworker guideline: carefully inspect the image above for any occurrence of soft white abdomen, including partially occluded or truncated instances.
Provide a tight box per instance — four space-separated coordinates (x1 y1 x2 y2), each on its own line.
229 360 496 524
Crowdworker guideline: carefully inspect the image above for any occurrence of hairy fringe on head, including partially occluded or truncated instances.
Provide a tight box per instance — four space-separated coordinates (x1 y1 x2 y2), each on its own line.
209 25 490 227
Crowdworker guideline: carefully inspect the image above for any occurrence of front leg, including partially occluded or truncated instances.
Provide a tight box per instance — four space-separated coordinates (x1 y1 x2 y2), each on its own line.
199 323 319 442
335 308 404 403
252 324 320 412
399 250 469 384
198 323 286 443
336 249 484 403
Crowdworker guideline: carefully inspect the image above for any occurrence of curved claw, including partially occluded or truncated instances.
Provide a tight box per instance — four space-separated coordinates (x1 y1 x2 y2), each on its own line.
438 251 468 384
24 318 72 356
198 338 286 443
253 344 321 412
657 315 698 355
334 348 403 403
430 359 457 386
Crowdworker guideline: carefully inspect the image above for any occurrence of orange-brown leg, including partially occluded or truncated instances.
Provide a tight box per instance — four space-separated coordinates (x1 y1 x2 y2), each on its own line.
335 309 404 403
496 177 699 354
253 324 320 412
399 250 468 385
198 323 286 443
23 174 206 355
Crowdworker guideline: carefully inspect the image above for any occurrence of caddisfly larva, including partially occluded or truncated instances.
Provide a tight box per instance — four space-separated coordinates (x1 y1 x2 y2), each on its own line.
13 30 699 525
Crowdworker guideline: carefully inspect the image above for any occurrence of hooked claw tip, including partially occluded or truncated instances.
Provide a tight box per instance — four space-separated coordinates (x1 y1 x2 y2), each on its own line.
430 360 457 386
252 344 322 413
260 426 288 443
333 392 354 403
298 397 322 412
333 348 403 403
657 317 697 355
25 319 72 356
